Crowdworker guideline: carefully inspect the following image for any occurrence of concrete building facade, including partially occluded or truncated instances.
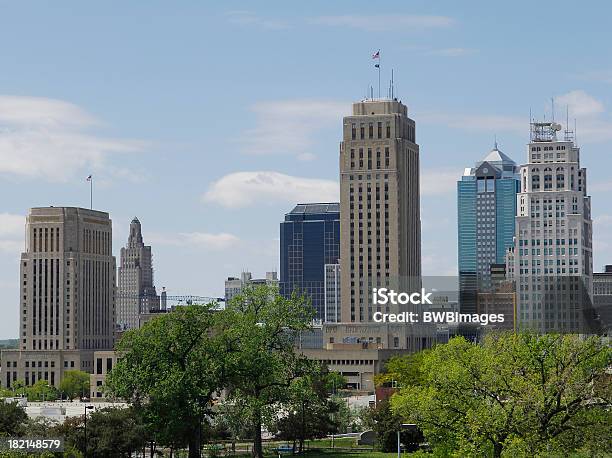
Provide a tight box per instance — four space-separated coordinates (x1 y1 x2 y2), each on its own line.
339 99 421 323
224 271 278 303
513 121 594 333
324 263 341 323
117 217 159 330
1 207 116 389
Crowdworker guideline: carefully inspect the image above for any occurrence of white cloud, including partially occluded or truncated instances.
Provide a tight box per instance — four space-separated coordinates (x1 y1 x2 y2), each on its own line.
311 14 454 31
225 11 289 30
553 90 612 143
0 95 146 182
202 171 339 209
421 169 458 196
239 99 348 158
0 213 24 254
556 90 604 117
427 47 477 57
420 91 612 144
149 232 240 251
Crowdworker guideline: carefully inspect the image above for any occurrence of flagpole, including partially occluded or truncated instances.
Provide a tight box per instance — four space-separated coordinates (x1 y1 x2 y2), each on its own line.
378 50 381 99
90 177 93 210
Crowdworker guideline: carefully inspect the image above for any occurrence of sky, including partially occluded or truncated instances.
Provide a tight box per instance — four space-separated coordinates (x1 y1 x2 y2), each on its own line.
1 0 612 338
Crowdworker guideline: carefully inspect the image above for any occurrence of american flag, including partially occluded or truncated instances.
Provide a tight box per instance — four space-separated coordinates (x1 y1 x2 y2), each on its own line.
372 50 380 59
86 175 92 181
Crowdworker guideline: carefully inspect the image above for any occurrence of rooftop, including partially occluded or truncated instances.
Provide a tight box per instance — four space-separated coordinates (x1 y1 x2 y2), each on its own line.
288 203 340 214
482 147 515 165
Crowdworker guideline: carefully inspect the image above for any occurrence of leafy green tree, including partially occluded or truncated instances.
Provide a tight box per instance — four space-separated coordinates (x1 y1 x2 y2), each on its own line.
272 366 343 453
53 415 85 454
85 407 147 458
60 370 90 401
219 285 314 458
27 379 59 401
391 332 612 457
23 416 58 437
9 379 27 398
107 303 229 458
375 350 430 388
364 400 423 453
0 400 28 436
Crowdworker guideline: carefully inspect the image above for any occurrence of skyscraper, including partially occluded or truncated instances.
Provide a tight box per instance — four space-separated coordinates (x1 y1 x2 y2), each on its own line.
1 207 116 389
339 99 421 322
457 145 520 315
117 217 159 330
513 120 593 333
280 203 340 322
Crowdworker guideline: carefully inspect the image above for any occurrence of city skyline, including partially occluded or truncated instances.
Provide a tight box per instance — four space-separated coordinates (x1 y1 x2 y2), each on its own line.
2 1 612 339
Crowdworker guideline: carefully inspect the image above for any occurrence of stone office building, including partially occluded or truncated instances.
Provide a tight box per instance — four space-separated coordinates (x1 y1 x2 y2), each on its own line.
1 207 116 389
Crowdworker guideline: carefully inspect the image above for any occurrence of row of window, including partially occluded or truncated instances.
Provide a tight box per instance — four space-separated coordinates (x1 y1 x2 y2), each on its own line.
351 122 391 140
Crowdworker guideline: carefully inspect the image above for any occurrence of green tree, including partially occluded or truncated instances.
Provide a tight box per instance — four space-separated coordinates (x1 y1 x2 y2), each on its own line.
375 350 430 388
0 400 28 436
60 370 90 401
391 332 612 457
9 379 27 398
27 379 59 401
272 366 343 453
106 303 229 458
362 400 423 453
85 407 147 458
219 285 314 458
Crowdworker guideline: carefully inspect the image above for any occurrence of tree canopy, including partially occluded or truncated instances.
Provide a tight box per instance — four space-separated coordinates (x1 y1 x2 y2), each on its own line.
106 302 228 458
218 285 315 458
59 370 90 401
390 332 612 457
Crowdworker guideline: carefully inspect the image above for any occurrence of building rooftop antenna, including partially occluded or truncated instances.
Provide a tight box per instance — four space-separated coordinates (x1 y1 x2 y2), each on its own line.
575 118 578 146
551 97 555 122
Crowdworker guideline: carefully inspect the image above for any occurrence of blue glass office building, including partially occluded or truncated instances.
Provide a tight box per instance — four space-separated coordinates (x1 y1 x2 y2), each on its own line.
280 203 340 322
458 146 520 314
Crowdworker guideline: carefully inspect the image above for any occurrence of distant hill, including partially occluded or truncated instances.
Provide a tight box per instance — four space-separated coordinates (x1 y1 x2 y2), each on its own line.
0 339 18 349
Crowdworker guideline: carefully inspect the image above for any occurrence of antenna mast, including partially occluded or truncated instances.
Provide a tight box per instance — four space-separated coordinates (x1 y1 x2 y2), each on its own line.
551 97 555 122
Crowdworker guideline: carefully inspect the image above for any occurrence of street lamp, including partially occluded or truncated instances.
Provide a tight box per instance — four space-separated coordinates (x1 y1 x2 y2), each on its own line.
397 423 417 458
84 405 94 457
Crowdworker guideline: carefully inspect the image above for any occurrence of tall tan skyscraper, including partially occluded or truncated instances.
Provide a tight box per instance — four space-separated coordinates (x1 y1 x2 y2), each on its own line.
117 217 159 330
1 207 116 389
340 99 421 322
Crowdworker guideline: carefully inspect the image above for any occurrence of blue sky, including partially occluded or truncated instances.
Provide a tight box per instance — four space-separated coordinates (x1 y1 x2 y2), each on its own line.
1 0 612 338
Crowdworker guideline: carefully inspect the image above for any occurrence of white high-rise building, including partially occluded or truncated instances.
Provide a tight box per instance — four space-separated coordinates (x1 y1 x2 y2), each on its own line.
324 263 341 323
513 120 593 333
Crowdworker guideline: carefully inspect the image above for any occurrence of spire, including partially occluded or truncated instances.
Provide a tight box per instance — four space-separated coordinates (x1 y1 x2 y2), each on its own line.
128 216 144 248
